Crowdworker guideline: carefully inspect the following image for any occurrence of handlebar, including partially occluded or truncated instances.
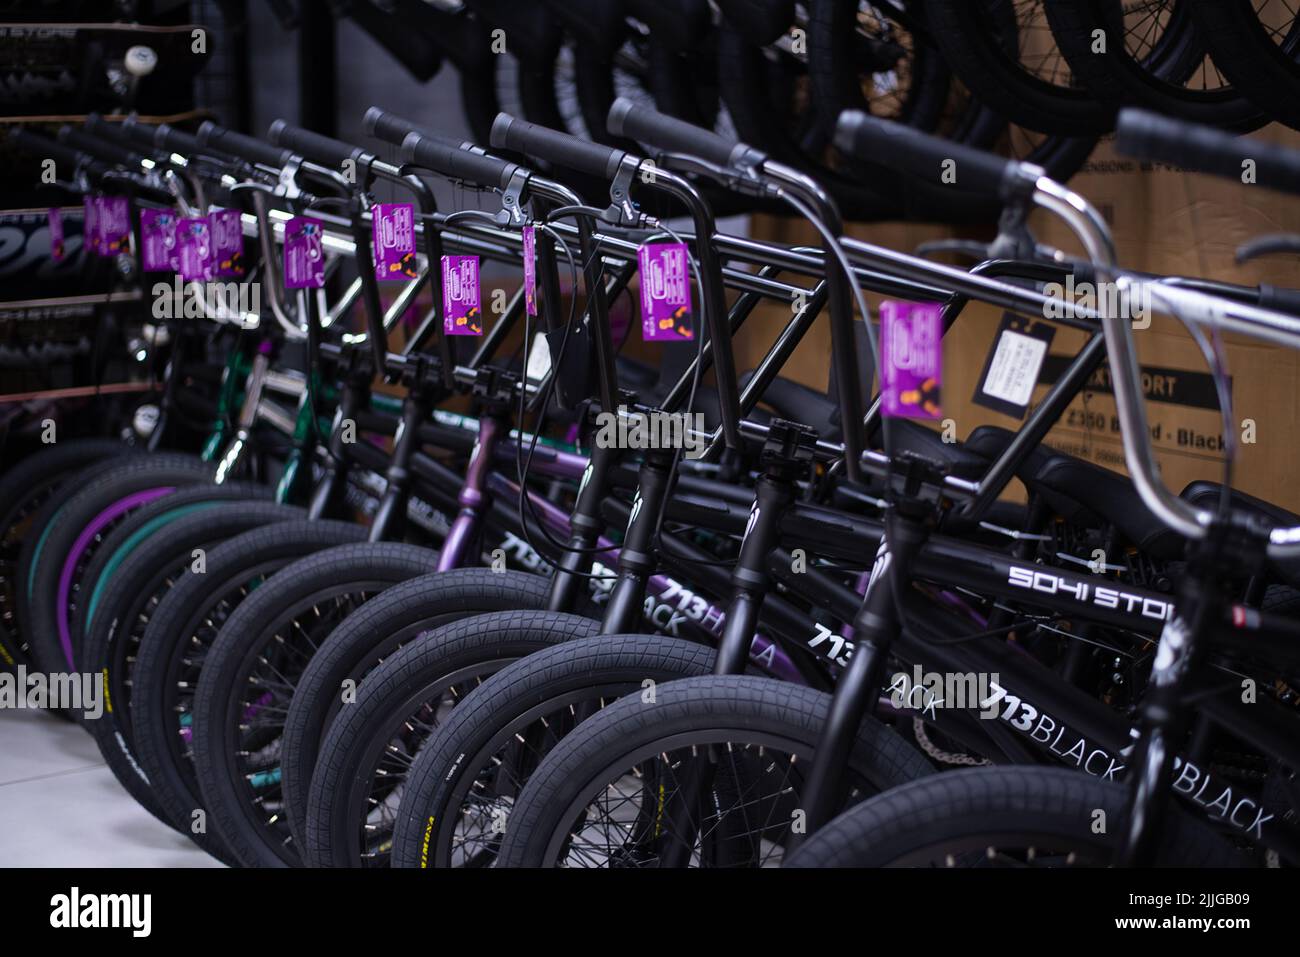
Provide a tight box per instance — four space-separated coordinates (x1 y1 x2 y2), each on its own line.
490 112 626 180
197 121 293 169
401 131 519 190
1117 108 1300 197
268 119 370 169
607 97 764 169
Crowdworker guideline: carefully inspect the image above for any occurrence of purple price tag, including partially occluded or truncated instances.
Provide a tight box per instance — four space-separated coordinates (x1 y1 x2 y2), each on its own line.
637 242 693 341
140 209 179 272
176 217 214 281
284 216 325 289
210 208 245 278
82 195 101 255
48 208 65 263
442 255 482 336
97 195 131 257
372 203 417 281
522 225 538 317
880 300 943 420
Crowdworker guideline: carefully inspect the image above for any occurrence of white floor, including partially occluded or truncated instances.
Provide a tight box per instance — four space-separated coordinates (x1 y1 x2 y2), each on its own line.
0 708 223 867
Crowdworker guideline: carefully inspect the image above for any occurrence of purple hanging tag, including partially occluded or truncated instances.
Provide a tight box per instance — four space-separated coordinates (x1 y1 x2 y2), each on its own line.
371 203 417 281
522 225 538 317
176 217 214 282
880 300 943 420
210 208 245 277
98 195 131 257
48 208 65 263
637 242 694 341
442 254 482 336
140 208 179 272
284 216 325 289
83 195 101 256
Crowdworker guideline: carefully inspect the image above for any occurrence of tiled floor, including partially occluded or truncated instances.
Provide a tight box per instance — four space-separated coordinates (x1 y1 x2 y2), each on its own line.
0 708 223 867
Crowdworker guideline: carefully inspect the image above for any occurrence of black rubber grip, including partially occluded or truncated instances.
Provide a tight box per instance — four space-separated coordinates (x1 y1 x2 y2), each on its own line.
85 113 152 152
1117 108 1300 197
153 123 234 162
59 127 146 168
363 107 469 150
835 109 1017 196
10 128 108 177
401 131 517 189
197 121 292 169
267 120 368 168
607 97 756 168
490 112 625 179
117 115 167 152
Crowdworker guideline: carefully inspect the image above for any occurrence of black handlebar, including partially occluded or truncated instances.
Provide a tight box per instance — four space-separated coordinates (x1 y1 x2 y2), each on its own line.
10 128 108 178
85 113 156 154
401 131 518 190
835 110 1019 197
491 112 626 180
197 121 292 169
363 107 472 151
59 127 148 168
607 97 761 169
1117 108 1300 197
268 119 369 169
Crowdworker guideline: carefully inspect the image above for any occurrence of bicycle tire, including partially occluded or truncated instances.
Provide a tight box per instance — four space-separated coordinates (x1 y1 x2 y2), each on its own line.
1048 0 1267 132
79 498 299 833
783 765 1242 867
191 542 439 867
925 0 1113 136
128 519 368 862
1189 0 1300 132
279 567 560 851
0 438 134 671
391 633 718 869
494 674 935 867
303 609 602 866
19 455 213 682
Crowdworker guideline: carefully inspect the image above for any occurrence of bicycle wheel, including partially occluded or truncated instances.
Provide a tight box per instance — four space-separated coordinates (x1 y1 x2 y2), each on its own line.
391 633 717 869
1189 0 1300 131
1049 0 1267 132
783 766 1242 867
128 519 368 861
279 567 560 851
78 497 298 832
190 542 438 867
925 0 1113 135
0 438 133 671
303 609 601 867
494 675 935 867
19 454 213 682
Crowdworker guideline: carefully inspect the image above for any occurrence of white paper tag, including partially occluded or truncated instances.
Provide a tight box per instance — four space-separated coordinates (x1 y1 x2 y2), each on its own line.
982 329 1048 407
526 331 553 383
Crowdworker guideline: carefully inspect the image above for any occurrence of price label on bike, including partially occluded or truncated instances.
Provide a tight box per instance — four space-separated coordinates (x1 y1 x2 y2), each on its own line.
284 216 325 289
82 195 100 255
140 208 179 273
442 254 482 335
210 208 245 278
47 208 65 263
176 217 214 282
371 202 416 281
880 300 942 420
96 195 131 257
522 225 538 317
972 312 1056 418
637 241 694 341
